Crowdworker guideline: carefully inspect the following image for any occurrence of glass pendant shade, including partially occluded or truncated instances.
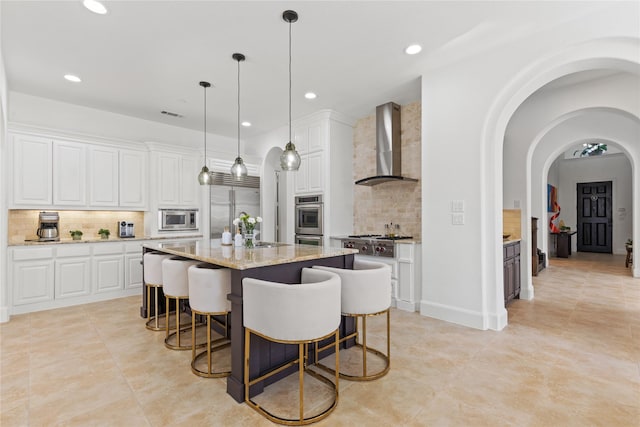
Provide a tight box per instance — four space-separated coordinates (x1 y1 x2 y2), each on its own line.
198 81 212 185
281 10 301 172
198 165 212 185
231 157 248 180
231 53 248 180
280 142 301 171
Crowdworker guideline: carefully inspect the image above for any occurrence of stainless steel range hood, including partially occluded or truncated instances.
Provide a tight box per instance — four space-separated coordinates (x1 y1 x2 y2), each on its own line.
355 102 418 186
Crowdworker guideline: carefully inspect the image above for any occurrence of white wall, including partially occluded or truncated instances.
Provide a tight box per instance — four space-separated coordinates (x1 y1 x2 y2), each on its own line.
557 154 633 255
0 2 9 322
421 2 640 330
8 91 238 153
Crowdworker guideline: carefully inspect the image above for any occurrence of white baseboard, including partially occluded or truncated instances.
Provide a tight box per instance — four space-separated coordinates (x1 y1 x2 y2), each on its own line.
395 299 418 312
0 306 9 323
419 300 507 331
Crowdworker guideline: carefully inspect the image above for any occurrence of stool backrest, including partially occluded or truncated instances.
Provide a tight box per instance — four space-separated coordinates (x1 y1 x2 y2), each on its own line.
162 257 200 297
143 252 173 285
188 264 231 313
242 268 341 342
313 259 391 315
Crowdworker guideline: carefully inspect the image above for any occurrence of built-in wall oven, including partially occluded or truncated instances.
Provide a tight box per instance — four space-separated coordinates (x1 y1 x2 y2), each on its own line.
295 195 323 245
158 208 199 231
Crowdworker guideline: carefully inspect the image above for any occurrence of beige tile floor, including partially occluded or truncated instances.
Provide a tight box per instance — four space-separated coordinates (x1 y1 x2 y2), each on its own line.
1 252 638 426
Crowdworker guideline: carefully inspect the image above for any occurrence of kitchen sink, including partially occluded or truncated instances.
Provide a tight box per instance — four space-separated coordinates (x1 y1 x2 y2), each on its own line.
253 241 289 248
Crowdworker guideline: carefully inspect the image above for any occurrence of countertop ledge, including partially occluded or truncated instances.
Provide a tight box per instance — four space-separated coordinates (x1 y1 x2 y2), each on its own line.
9 234 203 247
503 238 522 245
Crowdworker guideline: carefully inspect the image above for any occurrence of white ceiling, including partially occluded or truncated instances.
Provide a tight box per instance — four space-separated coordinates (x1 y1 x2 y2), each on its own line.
1 1 609 139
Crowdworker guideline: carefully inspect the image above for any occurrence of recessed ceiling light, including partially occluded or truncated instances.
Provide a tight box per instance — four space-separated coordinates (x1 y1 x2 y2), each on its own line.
241 121 251 127
64 74 82 83
404 44 422 55
304 92 317 100
83 0 107 15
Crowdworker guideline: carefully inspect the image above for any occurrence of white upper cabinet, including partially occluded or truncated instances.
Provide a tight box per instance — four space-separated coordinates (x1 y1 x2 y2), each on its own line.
119 149 148 208
157 151 200 208
9 130 148 210
12 134 52 205
293 120 326 195
88 146 119 207
53 141 86 206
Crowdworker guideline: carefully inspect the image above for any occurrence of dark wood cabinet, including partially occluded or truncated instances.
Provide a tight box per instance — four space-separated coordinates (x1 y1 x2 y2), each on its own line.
503 241 521 306
553 231 577 258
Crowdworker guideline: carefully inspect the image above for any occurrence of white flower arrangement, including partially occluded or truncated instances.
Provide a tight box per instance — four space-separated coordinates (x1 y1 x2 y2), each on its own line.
234 213 262 233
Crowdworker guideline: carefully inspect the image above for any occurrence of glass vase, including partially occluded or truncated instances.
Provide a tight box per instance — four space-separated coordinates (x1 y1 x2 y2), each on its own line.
244 233 254 249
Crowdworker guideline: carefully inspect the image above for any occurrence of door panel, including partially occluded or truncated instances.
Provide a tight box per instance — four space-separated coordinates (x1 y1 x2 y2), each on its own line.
576 181 612 253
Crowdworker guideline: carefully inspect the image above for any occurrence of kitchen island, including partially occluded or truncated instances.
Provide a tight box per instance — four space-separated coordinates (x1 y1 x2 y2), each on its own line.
141 239 358 402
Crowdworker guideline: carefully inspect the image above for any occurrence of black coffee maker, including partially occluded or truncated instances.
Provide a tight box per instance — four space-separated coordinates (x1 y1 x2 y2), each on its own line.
36 211 60 241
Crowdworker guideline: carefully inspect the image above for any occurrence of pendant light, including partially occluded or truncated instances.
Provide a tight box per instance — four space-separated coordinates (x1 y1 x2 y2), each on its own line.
230 53 248 180
279 10 301 171
197 81 212 185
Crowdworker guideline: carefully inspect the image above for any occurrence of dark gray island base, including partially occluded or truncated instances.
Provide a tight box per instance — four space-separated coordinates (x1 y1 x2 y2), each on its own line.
141 240 357 403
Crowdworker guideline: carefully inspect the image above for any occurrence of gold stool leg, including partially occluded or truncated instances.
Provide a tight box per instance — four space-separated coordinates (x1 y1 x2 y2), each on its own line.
154 286 160 329
362 316 367 377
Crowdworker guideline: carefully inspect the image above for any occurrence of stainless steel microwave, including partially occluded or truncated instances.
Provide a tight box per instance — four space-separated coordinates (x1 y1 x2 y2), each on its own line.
158 209 199 231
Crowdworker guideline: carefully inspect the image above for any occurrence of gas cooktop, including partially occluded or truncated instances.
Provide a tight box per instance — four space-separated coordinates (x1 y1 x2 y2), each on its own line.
347 234 413 240
341 235 413 257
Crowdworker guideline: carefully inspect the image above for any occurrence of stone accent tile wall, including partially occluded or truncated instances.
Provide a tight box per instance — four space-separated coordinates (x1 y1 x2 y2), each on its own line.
353 102 422 239
8 210 144 243
502 209 522 239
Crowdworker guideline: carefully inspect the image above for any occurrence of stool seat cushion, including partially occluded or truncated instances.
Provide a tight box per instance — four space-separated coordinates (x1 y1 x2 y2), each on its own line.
242 268 341 342
188 264 231 313
313 259 391 315
162 257 200 297
143 252 173 285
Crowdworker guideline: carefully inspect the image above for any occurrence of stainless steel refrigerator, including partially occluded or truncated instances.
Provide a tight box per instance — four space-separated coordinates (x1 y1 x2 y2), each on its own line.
210 172 260 238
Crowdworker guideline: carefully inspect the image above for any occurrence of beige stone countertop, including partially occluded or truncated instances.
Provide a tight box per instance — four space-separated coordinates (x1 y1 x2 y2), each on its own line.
503 238 522 245
9 234 203 247
144 239 359 271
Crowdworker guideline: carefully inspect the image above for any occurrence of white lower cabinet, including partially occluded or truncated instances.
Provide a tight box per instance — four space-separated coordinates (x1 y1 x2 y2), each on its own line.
92 243 124 293
55 245 91 299
12 247 55 306
9 241 149 315
346 241 421 313
125 254 143 289
124 241 145 290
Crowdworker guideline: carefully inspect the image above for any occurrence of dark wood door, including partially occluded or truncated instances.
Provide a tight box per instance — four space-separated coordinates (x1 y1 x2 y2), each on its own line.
577 181 612 253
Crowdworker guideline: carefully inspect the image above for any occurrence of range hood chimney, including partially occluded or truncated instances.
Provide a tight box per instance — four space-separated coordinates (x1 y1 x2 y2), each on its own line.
355 102 418 186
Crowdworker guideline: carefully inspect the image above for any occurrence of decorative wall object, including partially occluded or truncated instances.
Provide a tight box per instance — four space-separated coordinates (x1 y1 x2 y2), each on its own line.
547 184 558 213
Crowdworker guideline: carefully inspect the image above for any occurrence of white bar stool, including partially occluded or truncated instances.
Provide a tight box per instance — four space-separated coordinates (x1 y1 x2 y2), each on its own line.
313 259 392 381
188 263 232 378
243 268 341 426
143 252 173 331
162 257 201 350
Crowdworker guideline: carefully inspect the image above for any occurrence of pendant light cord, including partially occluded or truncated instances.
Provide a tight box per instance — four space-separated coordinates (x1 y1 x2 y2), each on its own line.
203 84 207 160
288 18 292 144
237 56 241 157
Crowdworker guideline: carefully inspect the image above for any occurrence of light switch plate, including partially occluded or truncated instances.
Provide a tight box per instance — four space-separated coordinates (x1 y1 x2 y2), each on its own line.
451 200 465 213
452 213 464 225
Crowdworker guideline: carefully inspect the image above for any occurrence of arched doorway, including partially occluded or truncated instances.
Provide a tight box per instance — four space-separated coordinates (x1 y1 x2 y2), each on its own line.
482 37 640 329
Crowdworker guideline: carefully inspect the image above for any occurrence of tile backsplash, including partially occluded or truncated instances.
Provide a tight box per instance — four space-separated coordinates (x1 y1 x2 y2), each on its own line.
8 210 144 243
503 209 522 239
353 101 422 239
